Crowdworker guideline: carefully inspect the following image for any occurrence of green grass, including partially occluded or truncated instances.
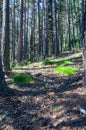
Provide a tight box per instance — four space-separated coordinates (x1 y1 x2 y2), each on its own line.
12 74 35 84
55 67 79 76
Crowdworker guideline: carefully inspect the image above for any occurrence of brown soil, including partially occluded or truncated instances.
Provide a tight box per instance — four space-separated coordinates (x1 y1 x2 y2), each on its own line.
0 54 86 130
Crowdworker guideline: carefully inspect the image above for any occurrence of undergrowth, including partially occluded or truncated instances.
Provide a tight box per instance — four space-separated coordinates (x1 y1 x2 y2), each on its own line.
12 74 35 84
42 60 58 65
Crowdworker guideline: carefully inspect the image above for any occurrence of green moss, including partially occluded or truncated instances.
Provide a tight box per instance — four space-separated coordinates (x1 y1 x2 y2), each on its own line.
12 74 35 84
55 67 79 76
59 60 73 67
42 60 57 65
42 59 74 66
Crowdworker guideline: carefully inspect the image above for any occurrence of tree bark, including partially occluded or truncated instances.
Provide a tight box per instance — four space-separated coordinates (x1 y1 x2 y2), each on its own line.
82 0 86 93
1 0 10 72
12 0 16 65
17 0 23 63
43 0 48 57
66 0 71 50
37 0 41 57
30 0 35 62
23 0 28 60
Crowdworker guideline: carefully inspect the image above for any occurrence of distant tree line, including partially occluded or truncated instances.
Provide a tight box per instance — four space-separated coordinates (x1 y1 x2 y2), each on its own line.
0 0 82 67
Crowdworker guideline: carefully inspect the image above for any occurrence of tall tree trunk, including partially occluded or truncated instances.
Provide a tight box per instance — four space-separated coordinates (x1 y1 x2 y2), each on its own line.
42 0 45 57
48 0 52 56
1 0 10 72
30 0 35 62
43 0 48 57
12 0 15 65
17 0 23 63
71 2 75 48
0 2 2 43
66 0 71 50
52 0 56 55
23 0 28 60
0 2 6 91
37 0 41 57
82 0 86 93
80 0 84 46
0 3 7 92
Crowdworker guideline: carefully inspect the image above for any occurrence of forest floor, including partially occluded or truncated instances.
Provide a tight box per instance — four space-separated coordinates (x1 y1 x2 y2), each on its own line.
0 51 86 130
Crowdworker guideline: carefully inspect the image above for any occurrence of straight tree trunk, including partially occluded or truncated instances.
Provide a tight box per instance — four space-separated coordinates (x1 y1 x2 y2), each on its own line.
71 2 75 48
80 0 84 45
0 2 2 43
43 0 48 57
82 0 86 93
30 0 35 62
42 0 45 57
66 0 71 50
23 0 28 60
52 0 56 55
0 5 7 92
12 0 15 65
48 0 53 56
1 0 10 72
37 0 41 57
17 0 23 63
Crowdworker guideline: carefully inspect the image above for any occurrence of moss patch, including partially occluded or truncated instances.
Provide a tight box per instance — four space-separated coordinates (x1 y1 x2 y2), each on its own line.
12 74 35 84
42 60 57 66
59 60 74 67
42 59 74 66
55 67 79 76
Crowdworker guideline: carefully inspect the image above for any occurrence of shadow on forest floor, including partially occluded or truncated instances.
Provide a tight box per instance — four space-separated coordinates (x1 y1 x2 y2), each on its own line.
0 53 86 130
0 71 86 130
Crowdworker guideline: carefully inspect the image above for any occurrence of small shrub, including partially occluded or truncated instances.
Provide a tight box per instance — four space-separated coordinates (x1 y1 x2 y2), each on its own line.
12 74 35 84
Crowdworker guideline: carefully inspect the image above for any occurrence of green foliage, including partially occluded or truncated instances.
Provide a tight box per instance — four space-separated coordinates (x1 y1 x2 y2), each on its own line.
12 74 35 84
42 60 57 65
59 60 73 67
55 67 79 76
42 59 73 67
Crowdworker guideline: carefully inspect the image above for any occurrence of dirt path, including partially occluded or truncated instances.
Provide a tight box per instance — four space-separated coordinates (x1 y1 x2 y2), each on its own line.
0 54 86 130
